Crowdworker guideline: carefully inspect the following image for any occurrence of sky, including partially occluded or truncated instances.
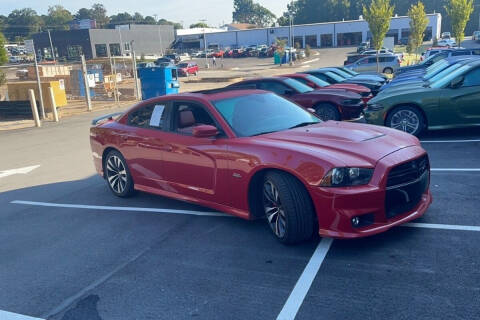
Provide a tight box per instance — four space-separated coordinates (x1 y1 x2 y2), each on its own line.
1 0 292 28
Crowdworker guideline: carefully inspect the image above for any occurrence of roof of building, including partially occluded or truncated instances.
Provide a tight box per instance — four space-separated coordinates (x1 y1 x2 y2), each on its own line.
226 23 258 30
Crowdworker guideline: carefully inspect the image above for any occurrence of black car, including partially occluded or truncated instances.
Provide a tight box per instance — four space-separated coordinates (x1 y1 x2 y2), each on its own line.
155 57 175 65
165 54 181 64
303 69 384 95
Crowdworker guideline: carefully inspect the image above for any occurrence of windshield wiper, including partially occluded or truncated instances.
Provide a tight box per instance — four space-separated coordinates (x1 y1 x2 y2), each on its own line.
251 130 278 136
422 81 431 88
289 121 320 129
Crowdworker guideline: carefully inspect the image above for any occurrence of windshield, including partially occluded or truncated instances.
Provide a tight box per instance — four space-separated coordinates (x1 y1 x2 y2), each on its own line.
305 75 330 87
430 65 470 88
177 63 188 68
424 60 449 78
428 63 465 83
283 78 314 93
340 67 359 76
331 69 353 78
325 71 345 82
212 93 320 137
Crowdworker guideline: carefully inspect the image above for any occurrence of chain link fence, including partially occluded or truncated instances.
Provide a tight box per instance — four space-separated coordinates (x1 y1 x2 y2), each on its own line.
0 55 139 123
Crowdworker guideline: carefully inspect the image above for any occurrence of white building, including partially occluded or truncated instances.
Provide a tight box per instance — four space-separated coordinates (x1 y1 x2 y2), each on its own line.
175 13 442 50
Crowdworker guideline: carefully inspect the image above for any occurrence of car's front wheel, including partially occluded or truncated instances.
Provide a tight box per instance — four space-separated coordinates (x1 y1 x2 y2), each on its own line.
383 67 393 74
104 150 135 197
314 103 341 121
386 105 425 136
262 172 315 244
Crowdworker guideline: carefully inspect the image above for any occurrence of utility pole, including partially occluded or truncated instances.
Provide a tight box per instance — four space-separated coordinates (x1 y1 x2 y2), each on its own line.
81 55 92 111
200 19 209 69
47 29 55 63
32 42 46 119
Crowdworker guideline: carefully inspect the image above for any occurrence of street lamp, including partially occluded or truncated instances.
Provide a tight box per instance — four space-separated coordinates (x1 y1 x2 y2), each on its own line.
200 19 209 68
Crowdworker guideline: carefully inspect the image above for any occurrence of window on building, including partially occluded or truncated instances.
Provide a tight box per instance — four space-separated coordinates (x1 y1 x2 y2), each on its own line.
109 43 121 56
95 44 108 57
293 36 303 48
67 45 83 59
424 27 433 41
320 34 333 48
124 43 130 51
337 32 362 46
305 35 317 48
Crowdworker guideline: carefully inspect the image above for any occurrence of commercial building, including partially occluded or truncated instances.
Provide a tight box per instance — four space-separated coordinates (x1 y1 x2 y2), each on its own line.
176 13 442 49
32 24 175 60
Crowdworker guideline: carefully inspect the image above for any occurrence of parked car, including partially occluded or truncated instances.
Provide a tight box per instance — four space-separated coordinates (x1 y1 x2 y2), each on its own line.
441 32 451 39
344 54 369 65
137 62 155 68
227 77 364 121
212 50 225 58
304 69 384 94
357 41 370 53
281 73 373 103
380 56 478 92
437 39 456 47
365 59 480 136
324 67 387 84
155 57 175 65
473 31 480 41
165 54 181 64
399 37 409 45
345 54 401 74
177 61 199 76
90 89 432 243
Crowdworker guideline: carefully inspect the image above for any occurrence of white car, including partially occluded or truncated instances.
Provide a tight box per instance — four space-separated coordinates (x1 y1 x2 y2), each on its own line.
473 31 480 41
437 39 456 47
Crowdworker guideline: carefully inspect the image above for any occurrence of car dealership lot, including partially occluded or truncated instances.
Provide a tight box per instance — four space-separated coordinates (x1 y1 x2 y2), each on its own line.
0 108 479 320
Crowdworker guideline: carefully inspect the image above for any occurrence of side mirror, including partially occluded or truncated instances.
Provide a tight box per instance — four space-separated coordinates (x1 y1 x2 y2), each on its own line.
193 125 219 138
449 76 464 89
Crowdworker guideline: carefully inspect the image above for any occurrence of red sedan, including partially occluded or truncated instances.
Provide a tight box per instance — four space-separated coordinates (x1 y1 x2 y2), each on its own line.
227 77 364 121
90 90 432 244
177 61 199 77
282 73 373 103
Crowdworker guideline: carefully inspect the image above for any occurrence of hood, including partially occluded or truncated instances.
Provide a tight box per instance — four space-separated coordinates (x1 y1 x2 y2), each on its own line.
377 81 425 97
327 83 371 94
344 79 381 88
373 85 430 101
351 74 386 83
255 121 419 167
305 89 361 99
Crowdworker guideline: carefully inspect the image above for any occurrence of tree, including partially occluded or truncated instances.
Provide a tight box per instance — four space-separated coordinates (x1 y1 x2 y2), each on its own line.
408 2 428 55
233 0 276 27
109 13 133 26
157 19 183 29
143 16 156 24
44 5 73 30
0 32 7 87
363 0 394 71
90 3 109 27
445 0 474 45
75 8 92 20
190 22 210 28
5 8 41 41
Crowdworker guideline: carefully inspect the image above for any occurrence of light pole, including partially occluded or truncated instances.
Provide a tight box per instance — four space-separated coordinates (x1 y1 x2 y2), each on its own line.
200 19 209 68
47 29 55 63
289 13 294 65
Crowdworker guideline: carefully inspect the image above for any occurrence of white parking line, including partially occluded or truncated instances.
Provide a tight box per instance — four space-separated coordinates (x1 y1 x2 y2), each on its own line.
10 200 226 217
0 310 44 320
421 139 480 143
276 238 333 320
402 222 480 232
431 168 480 172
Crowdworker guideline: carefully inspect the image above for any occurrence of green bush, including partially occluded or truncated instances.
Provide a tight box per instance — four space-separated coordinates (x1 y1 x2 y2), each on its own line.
305 44 311 57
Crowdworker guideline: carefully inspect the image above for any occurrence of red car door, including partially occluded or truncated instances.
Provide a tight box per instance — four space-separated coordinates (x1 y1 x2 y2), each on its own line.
121 102 171 189
159 101 231 204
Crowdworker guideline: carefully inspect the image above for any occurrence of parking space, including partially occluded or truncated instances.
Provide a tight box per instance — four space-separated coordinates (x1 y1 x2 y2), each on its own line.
1 107 479 320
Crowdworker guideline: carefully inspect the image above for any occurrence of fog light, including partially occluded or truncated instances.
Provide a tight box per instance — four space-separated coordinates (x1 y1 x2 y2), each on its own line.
351 217 360 226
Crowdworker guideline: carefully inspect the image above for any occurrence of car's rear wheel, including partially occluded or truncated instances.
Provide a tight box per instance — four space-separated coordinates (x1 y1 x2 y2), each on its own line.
314 103 341 121
383 67 393 74
262 172 315 244
386 105 425 136
104 150 135 197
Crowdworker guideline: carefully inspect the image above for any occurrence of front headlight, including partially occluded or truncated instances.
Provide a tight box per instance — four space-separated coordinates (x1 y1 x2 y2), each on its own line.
320 167 373 187
366 103 385 111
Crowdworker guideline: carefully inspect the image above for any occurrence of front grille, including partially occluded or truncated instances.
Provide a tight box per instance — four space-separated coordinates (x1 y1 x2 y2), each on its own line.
387 155 429 188
385 155 430 219
360 91 370 97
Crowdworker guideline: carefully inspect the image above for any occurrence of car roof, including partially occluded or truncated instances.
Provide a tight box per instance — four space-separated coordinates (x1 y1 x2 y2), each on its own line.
186 89 269 101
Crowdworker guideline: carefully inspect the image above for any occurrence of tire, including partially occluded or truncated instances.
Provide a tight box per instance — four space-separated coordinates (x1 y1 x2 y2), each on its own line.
104 150 135 197
383 67 393 74
385 105 425 136
262 171 315 244
194 71 198 76
314 103 341 121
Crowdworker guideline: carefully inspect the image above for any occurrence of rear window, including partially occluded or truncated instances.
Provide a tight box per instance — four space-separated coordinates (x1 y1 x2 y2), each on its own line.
178 63 188 68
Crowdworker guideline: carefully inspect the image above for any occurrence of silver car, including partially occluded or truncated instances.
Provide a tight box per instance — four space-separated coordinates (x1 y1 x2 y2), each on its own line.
345 54 400 74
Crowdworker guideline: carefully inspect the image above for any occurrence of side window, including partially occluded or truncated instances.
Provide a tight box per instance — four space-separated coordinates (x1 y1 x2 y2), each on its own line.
128 104 167 129
294 78 309 86
257 81 290 95
472 50 480 55
462 68 480 87
367 57 377 64
172 103 216 135
313 73 328 81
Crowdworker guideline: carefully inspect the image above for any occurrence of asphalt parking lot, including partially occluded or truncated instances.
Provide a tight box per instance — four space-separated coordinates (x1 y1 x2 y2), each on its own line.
0 108 479 320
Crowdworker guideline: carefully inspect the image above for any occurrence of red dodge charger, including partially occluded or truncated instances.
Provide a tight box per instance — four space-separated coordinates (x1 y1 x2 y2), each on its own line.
90 90 432 244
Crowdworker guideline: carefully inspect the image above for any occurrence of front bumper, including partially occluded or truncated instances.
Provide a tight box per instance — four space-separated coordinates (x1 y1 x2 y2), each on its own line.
340 104 364 120
309 146 432 239
363 108 385 125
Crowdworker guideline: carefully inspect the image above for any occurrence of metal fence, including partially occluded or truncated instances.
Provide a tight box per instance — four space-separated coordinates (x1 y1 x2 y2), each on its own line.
0 54 140 122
